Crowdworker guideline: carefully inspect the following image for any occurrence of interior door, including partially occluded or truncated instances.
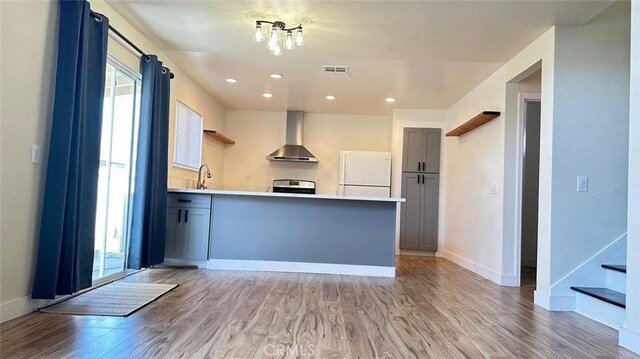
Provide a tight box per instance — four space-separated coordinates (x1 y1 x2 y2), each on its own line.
400 172 422 250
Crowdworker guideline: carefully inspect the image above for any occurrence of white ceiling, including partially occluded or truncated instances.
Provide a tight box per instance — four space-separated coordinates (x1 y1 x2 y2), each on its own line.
107 0 612 115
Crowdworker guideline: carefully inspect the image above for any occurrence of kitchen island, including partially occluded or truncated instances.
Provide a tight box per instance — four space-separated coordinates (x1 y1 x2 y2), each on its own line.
167 189 405 277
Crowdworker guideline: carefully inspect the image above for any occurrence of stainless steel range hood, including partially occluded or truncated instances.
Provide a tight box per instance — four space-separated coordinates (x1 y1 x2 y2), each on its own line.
266 110 318 163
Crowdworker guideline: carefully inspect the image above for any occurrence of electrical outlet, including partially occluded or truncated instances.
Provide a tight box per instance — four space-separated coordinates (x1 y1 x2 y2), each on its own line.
577 176 588 192
491 183 498 194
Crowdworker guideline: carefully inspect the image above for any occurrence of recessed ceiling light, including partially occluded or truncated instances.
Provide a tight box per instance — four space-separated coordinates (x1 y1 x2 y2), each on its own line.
325 95 337 100
225 78 237 83
270 73 283 79
385 97 397 103
263 92 274 98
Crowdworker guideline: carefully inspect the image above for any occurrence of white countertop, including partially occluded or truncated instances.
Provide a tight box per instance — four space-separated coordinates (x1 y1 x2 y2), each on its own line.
168 188 406 203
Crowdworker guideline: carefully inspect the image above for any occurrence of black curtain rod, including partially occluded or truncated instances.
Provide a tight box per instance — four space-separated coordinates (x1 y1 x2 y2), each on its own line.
90 11 175 79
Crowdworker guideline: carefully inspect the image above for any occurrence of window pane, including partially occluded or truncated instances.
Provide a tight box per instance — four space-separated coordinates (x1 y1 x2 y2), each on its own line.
174 101 202 170
93 60 140 281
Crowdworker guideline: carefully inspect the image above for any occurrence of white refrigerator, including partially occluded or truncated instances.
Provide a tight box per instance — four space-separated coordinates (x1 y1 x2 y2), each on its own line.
338 151 392 197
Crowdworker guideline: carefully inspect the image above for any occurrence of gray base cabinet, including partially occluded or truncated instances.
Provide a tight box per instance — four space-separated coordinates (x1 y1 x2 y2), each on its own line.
165 194 211 261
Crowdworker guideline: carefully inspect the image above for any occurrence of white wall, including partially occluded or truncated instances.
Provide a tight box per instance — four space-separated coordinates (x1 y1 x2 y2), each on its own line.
441 27 555 287
0 0 57 320
88 1 227 190
222 110 391 194
441 67 508 282
440 2 631 307
620 0 640 354
391 109 448 252
549 1 630 292
0 0 226 322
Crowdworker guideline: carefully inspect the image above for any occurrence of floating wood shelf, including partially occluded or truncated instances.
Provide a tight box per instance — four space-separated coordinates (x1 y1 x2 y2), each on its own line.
203 129 235 144
446 111 501 137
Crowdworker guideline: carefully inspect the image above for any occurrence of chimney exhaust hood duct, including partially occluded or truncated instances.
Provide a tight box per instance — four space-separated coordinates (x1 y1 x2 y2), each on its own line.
266 110 318 162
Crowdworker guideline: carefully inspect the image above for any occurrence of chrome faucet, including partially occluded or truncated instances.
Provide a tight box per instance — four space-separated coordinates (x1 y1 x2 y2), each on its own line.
197 163 212 189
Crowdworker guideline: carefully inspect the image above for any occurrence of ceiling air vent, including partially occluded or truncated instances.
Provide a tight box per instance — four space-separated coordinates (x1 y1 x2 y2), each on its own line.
322 65 349 76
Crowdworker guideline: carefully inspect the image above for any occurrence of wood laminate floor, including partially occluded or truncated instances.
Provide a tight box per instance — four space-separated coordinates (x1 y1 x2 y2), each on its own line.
1 256 637 358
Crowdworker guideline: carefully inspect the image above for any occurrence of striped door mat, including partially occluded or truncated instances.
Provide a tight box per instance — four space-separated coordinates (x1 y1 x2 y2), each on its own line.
40 282 179 317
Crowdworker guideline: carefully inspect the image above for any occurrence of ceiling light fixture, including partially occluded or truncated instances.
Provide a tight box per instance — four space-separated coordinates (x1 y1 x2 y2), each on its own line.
254 20 304 56
225 78 237 83
325 95 337 100
263 92 274 98
385 97 397 103
270 73 283 79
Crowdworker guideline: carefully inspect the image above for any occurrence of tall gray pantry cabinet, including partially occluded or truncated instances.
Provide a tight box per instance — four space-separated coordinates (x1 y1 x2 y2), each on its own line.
400 128 441 251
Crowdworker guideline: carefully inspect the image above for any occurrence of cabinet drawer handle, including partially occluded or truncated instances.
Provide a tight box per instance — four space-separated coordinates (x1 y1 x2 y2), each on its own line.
185 210 189 223
417 175 420 184
417 161 420 171
177 199 192 203
422 162 426 171
178 209 181 223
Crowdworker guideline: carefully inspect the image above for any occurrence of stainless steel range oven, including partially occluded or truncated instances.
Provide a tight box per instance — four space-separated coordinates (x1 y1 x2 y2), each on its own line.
272 179 316 194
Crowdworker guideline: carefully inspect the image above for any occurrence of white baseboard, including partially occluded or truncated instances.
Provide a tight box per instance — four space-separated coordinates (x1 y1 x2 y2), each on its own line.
533 290 575 311
500 274 519 286
0 295 45 323
619 327 640 354
438 249 503 285
207 259 395 277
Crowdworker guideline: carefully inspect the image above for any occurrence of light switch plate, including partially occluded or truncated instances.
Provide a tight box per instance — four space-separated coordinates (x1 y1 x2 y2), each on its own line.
31 144 41 164
577 176 588 192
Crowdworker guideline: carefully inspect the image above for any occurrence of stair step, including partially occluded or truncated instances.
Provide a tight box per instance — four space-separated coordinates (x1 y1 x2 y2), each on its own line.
601 264 627 273
571 287 626 308
605 266 627 294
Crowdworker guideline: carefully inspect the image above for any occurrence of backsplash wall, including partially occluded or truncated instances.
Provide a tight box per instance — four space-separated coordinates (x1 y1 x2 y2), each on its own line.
222 110 392 194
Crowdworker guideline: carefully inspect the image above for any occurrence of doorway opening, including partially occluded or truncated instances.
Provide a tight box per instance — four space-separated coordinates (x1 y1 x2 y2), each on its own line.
92 55 141 283
519 96 541 289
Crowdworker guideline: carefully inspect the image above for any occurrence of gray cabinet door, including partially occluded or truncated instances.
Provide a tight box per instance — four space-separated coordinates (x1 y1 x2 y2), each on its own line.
403 128 441 173
165 207 183 258
424 129 441 173
182 208 211 260
400 173 422 250
402 128 425 172
165 193 212 262
420 174 439 251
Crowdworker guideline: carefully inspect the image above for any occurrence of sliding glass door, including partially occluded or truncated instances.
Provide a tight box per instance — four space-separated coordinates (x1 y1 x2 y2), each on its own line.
93 57 141 282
